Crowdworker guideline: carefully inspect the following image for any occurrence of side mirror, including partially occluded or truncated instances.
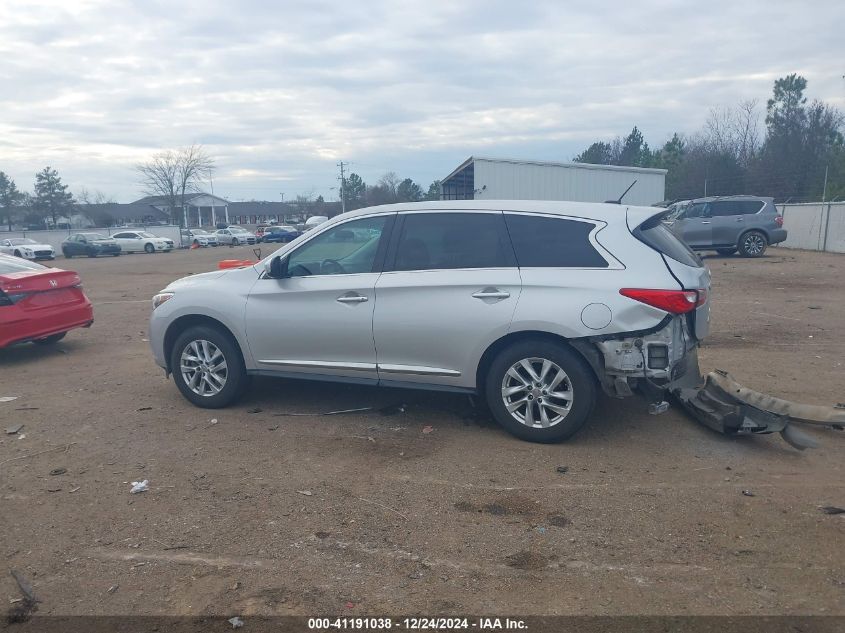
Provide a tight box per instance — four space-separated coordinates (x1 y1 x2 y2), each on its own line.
265 255 289 279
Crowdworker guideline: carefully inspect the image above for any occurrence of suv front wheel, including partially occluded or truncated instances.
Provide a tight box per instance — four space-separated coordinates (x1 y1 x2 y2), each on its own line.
170 325 248 408
738 230 767 257
485 340 596 443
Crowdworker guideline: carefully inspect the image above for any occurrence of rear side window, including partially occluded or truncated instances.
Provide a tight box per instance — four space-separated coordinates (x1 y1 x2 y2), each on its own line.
504 214 608 268
635 217 702 268
392 213 513 271
708 201 736 217
736 200 764 214
709 200 764 216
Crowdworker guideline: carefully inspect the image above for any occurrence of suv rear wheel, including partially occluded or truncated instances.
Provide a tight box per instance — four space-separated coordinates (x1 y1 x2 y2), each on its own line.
738 230 767 257
485 340 596 443
170 325 248 408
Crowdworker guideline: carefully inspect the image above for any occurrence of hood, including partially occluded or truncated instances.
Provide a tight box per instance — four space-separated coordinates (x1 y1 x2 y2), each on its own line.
162 264 259 292
14 243 52 250
165 269 228 290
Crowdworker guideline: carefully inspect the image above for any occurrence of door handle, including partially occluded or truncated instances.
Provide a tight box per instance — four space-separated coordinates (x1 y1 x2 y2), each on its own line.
700 221 711 224
472 289 510 300
336 294 368 303
736 218 744 222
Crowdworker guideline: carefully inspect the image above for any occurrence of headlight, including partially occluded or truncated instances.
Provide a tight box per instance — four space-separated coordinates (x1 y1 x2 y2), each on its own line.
152 292 174 309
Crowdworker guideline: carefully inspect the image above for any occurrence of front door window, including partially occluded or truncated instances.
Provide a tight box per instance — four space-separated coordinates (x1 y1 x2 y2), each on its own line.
287 216 389 277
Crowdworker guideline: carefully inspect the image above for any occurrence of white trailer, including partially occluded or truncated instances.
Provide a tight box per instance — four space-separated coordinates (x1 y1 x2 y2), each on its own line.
441 156 666 207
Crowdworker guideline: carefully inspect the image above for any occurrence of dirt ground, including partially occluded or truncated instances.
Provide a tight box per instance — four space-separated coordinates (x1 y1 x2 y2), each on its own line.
1 245 843 618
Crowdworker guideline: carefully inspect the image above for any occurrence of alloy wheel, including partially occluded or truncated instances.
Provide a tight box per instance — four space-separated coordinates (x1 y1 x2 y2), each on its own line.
501 357 573 428
743 233 765 255
180 339 228 396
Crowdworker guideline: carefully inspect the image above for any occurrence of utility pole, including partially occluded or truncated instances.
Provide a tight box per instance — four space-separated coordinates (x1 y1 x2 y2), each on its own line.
337 161 348 214
822 165 829 202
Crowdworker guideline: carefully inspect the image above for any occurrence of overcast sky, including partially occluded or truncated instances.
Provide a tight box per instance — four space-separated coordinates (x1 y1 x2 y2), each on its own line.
1 0 843 202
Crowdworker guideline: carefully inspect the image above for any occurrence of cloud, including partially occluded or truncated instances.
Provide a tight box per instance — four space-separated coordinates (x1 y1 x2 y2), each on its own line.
0 0 843 200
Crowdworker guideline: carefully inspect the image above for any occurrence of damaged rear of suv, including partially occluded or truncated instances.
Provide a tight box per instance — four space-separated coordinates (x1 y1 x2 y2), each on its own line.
150 200 711 443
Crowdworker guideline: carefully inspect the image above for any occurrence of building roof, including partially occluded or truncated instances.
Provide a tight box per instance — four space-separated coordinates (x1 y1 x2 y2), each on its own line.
228 201 288 215
130 192 230 207
80 203 170 221
443 155 668 182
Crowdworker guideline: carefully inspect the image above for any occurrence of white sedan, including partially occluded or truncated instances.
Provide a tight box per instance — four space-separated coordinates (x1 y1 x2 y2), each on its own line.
110 230 175 254
0 238 55 260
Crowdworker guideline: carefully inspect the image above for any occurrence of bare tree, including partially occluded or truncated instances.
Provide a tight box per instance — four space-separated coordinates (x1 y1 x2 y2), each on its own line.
77 188 117 227
703 100 760 167
733 99 761 168
377 172 401 197
136 145 214 226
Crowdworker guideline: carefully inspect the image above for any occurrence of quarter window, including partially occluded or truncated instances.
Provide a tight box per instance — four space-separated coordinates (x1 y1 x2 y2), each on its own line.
392 213 513 271
504 214 608 268
287 215 389 277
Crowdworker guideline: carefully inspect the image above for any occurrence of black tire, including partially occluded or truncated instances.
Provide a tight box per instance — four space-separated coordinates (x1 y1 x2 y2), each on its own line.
33 332 66 345
170 325 248 408
716 248 736 256
144 243 155 254
193 239 200 247
87 251 97 258
112 252 121 257
484 339 596 443
13 250 21 257
62 248 72 259
738 230 767 257
232 237 240 246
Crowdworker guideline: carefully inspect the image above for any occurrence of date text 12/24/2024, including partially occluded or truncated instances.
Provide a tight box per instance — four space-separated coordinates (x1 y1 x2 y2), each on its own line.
308 617 528 630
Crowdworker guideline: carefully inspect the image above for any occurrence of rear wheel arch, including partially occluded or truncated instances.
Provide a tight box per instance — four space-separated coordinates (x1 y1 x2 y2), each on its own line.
475 331 601 394
164 315 246 373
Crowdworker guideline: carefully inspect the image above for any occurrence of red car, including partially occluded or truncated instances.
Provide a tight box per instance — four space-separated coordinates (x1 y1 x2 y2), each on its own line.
0 254 93 348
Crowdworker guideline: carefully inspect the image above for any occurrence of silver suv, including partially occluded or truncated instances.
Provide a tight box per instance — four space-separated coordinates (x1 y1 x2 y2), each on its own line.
664 195 786 257
149 201 711 443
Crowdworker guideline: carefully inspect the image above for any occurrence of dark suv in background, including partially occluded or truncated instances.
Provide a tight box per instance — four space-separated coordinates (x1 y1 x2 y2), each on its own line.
664 196 786 257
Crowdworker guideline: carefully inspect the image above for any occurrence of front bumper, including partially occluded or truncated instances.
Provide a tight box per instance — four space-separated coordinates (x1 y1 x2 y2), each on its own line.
17 250 55 260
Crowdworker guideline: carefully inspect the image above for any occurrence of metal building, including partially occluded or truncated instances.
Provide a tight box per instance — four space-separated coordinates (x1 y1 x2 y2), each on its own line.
441 156 667 206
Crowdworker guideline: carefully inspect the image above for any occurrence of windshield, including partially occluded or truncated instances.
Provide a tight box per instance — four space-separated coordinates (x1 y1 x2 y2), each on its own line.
230 228 249 233
664 201 690 221
82 233 107 240
137 232 156 238
275 226 296 232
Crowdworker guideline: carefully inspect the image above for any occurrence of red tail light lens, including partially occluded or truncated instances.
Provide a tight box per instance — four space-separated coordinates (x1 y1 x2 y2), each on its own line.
620 288 704 314
775 215 784 227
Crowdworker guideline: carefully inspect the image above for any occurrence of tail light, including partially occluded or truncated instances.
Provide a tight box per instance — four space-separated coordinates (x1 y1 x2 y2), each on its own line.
775 215 784 227
620 288 706 314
